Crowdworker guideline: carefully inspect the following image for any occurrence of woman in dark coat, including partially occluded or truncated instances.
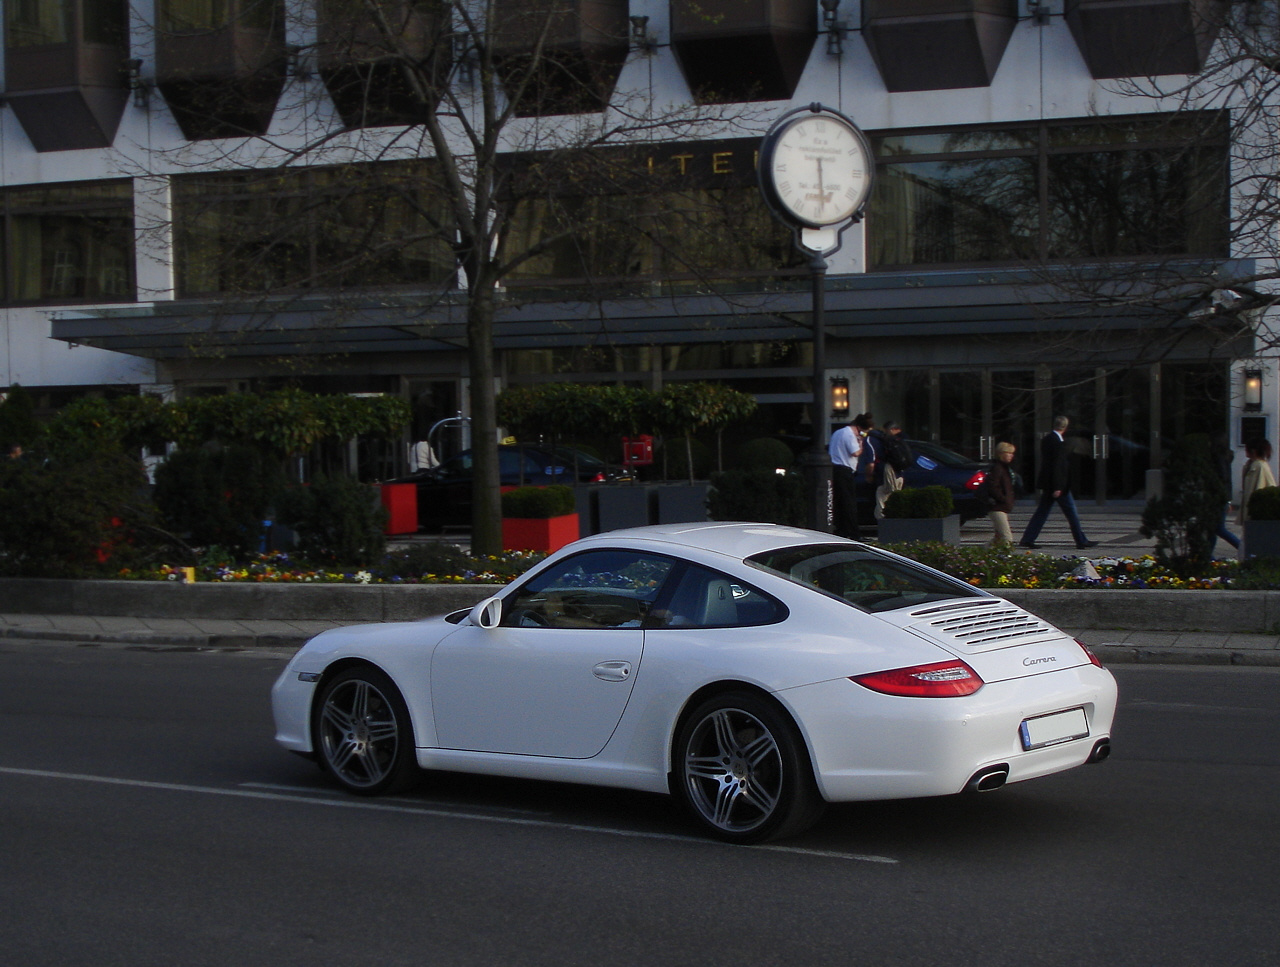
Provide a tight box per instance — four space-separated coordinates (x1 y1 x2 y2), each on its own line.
986 441 1017 545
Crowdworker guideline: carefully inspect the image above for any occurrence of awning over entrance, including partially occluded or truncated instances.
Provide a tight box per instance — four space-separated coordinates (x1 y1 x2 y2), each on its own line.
50 262 1254 360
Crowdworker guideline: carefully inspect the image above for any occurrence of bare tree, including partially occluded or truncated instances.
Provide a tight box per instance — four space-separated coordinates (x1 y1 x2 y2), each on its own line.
125 0 774 554
1036 3 1280 364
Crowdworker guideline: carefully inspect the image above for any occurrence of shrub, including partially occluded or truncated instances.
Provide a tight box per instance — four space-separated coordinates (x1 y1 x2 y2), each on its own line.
882 486 954 519
501 485 576 518
274 474 388 567
0 442 155 577
708 470 806 526
659 437 713 480
734 437 794 472
1246 485 1280 521
153 446 284 558
1140 434 1226 575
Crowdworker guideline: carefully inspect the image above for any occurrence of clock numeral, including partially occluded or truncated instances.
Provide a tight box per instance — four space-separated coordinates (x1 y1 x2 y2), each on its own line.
777 181 792 195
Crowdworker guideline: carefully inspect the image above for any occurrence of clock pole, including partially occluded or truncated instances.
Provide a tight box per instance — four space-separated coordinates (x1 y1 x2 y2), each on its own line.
805 246 833 533
757 103 874 535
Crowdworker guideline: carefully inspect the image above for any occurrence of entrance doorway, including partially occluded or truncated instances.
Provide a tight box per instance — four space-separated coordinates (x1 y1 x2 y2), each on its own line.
869 363 1228 504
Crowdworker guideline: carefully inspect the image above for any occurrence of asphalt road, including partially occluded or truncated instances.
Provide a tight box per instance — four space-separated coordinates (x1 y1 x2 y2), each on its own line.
1 640 1277 967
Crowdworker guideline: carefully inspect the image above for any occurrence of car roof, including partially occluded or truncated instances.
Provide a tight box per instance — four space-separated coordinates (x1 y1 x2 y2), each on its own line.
573 521 854 561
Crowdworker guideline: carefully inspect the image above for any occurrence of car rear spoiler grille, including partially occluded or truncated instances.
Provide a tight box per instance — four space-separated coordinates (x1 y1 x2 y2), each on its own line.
907 599 1059 649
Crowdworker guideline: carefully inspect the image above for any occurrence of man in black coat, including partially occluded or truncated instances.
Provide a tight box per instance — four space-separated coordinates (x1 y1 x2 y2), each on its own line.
1019 415 1097 549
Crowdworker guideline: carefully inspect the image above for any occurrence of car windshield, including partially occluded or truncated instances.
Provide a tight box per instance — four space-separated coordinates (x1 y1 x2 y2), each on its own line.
745 543 984 613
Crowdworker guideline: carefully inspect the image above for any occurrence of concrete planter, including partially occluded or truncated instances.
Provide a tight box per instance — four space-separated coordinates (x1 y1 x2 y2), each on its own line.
651 483 709 524
877 514 961 545
596 485 650 533
1243 519 1280 559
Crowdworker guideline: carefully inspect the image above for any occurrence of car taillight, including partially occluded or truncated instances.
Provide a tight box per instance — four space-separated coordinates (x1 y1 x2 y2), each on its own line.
965 470 986 491
1074 638 1104 667
591 472 606 482
851 659 984 697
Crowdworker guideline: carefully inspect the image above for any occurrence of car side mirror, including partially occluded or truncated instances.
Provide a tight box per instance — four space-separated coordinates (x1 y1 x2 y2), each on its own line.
470 596 503 629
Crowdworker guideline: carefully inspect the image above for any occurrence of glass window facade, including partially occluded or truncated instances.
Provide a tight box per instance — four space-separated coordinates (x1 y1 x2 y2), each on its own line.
0 181 134 305
5 0 72 46
869 115 1229 269
4 0 126 47
501 139 804 293
172 161 456 297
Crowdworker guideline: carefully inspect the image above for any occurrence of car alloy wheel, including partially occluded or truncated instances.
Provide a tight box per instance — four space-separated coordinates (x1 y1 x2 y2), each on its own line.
675 692 824 843
315 666 417 795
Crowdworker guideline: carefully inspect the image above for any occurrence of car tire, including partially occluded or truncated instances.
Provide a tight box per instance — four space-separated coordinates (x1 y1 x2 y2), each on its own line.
673 691 825 844
314 665 419 796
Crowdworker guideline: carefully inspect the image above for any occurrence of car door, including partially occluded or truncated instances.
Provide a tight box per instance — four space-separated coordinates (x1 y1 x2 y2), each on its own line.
430 549 676 758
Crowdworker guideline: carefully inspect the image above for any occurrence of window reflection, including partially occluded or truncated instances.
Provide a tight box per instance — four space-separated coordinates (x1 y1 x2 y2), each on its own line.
2 181 134 305
870 114 1228 268
173 161 455 296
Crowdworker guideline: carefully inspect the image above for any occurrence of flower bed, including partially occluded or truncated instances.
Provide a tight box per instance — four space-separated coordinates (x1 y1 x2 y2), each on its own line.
118 549 546 586
113 542 1280 590
880 544 1243 590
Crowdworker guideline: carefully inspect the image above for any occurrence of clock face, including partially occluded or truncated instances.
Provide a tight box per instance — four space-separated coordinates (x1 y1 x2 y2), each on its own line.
763 114 873 228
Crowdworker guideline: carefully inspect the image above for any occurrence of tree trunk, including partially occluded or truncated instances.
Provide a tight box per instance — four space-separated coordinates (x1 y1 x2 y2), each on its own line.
467 275 503 556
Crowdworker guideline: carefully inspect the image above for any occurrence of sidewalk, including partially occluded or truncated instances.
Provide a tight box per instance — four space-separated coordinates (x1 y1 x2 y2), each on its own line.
2 502 1274 665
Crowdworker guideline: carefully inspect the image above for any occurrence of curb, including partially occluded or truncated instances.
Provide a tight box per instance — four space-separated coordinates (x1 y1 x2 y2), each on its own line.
0 626 312 651
1093 644 1280 667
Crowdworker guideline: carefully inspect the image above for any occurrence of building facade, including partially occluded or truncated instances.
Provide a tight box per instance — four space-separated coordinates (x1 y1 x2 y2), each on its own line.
0 0 1270 498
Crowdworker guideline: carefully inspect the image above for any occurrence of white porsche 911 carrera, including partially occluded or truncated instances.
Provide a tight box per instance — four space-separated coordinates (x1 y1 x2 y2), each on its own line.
272 522 1117 843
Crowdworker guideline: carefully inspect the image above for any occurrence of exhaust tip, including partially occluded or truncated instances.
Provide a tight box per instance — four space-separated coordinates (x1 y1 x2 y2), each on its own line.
1087 738 1111 763
964 764 1009 793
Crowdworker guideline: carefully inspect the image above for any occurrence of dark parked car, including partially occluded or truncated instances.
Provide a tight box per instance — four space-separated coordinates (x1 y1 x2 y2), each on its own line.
861 440 1023 522
387 444 619 531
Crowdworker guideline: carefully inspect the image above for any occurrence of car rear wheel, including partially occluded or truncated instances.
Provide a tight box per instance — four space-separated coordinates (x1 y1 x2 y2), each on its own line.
314 666 418 796
674 692 825 843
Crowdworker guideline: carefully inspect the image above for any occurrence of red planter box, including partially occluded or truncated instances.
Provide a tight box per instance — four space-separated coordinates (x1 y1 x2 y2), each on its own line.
501 513 579 553
380 483 419 535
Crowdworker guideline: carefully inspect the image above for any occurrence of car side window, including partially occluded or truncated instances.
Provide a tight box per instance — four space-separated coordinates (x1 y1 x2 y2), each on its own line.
654 564 785 629
501 550 675 630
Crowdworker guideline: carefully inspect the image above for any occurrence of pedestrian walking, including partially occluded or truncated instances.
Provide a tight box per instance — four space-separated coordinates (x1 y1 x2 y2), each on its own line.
1237 437 1276 524
1019 416 1097 550
983 441 1017 545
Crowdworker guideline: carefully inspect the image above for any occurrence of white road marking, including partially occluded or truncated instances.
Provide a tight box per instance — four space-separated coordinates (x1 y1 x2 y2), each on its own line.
1 765 898 864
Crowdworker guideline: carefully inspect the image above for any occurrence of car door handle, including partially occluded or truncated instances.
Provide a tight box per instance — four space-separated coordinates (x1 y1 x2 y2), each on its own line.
592 660 632 682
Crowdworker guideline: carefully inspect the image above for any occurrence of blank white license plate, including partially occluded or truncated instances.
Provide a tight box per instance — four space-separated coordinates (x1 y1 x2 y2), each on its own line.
1019 707 1089 751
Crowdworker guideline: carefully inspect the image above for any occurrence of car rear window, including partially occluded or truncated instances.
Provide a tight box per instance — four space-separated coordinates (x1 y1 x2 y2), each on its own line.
746 543 984 613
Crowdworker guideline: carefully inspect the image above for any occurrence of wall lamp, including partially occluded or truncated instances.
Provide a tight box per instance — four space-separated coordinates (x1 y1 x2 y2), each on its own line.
124 58 154 109
1244 369 1264 412
821 0 845 56
629 16 656 53
830 376 850 419
452 34 476 84
286 44 313 80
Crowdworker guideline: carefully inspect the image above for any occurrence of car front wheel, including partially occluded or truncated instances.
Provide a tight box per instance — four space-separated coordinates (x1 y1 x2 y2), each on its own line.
314 666 418 795
674 692 825 843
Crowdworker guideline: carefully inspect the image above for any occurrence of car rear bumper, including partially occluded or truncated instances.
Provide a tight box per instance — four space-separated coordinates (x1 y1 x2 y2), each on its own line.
779 663 1117 802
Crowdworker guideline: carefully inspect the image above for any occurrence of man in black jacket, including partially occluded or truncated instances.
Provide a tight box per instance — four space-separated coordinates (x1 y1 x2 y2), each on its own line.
1019 416 1097 549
